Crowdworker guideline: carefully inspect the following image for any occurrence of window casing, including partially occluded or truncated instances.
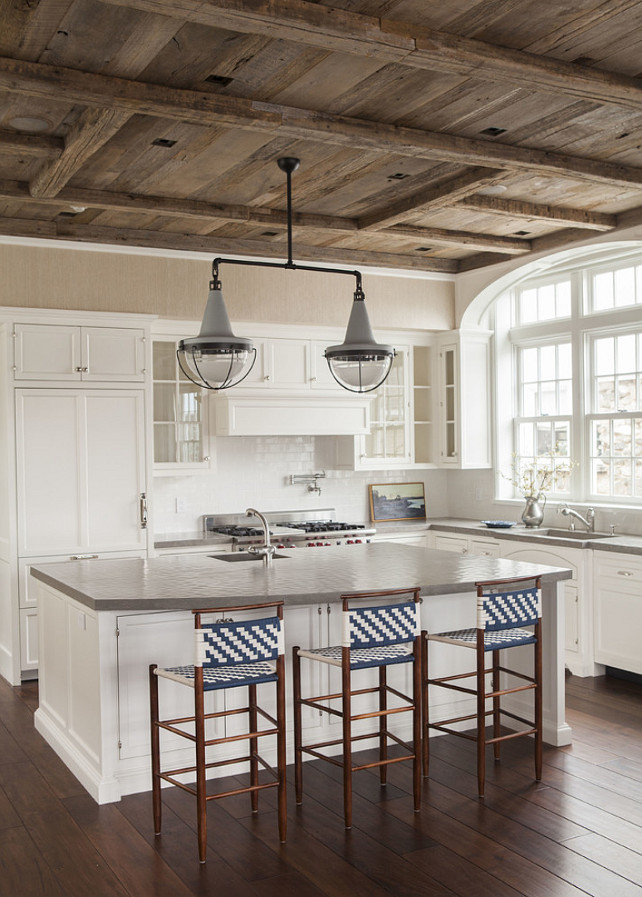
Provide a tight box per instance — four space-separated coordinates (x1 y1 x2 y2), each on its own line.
498 255 642 504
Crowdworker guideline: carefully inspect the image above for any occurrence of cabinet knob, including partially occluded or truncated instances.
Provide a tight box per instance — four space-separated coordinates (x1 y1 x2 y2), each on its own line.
310 376 317 382
617 570 633 576
202 456 210 462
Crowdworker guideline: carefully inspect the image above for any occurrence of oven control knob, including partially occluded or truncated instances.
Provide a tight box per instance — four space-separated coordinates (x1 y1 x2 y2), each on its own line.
316 541 323 546
277 544 285 549
347 539 354 544
355 539 362 544
324 541 331 546
307 542 316 547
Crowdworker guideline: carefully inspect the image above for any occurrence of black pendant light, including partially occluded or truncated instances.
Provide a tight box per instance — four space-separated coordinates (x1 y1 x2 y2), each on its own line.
178 157 395 393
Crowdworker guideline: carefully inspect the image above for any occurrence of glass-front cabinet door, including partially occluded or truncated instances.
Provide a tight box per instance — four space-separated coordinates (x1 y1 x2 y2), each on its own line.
152 340 209 471
359 348 411 467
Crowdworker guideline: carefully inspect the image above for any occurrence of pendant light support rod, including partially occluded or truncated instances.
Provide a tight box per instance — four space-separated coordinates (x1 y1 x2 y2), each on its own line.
212 256 363 294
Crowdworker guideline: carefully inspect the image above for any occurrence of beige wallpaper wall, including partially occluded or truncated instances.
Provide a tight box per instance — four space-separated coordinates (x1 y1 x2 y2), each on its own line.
0 241 455 332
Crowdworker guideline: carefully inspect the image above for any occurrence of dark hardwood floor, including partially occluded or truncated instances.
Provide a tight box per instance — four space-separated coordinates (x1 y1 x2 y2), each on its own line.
1 673 641 897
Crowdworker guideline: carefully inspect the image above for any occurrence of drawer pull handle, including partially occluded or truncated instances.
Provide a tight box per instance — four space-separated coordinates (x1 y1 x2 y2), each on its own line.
617 570 634 576
70 554 99 560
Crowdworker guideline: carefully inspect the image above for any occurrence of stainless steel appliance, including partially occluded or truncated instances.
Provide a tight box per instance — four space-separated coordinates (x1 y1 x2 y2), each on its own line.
203 508 375 550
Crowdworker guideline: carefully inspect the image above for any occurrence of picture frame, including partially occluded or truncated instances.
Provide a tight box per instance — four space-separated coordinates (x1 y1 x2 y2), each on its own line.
368 482 426 522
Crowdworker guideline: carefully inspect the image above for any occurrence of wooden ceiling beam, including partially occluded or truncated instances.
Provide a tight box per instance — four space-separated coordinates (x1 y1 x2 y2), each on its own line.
459 195 617 231
0 129 63 159
0 178 527 253
49 220 459 273
1 56 640 190
358 168 505 230
29 108 133 199
99 0 642 113
387 224 530 255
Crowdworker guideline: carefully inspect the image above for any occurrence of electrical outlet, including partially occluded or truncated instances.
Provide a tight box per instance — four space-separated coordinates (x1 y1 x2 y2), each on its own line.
175 498 186 513
475 487 483 501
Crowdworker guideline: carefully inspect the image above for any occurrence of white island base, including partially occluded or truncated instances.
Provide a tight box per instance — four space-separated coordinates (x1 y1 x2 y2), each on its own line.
31 548 572 804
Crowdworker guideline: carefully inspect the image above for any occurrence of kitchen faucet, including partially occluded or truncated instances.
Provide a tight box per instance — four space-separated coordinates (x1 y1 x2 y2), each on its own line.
558 504 595 532
245 508 276 564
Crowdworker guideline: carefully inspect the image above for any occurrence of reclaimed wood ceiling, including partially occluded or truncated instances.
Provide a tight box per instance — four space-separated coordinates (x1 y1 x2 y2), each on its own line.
2 0 642 275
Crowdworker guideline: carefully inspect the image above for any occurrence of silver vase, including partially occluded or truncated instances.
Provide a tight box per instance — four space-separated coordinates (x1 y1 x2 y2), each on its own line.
522 494 546 528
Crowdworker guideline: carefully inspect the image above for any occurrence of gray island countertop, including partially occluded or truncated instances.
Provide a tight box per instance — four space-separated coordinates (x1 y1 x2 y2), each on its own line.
30 542 572 612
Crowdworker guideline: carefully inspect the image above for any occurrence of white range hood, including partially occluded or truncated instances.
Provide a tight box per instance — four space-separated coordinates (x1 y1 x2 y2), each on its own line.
212 391 371 436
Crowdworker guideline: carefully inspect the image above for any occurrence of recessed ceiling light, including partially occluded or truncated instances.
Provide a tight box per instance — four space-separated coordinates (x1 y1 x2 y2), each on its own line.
151 137 177 148
69 205 87 213
387 172 410 180
414 247 432 252
477 184 508 196
205 74 233 87
261 231 279 237
7 116 51 133
480 127 507 137
514 230 530 236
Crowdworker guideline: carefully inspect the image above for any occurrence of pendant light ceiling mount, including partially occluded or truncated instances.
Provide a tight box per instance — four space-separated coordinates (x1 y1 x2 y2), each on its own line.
178 157 395 393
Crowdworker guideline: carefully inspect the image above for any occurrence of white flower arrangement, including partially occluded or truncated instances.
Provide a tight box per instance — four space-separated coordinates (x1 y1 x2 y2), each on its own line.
504 452 577 498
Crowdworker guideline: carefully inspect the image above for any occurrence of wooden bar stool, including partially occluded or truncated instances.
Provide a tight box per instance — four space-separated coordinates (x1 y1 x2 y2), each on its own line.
422 575 542 796
149 602 286 862
292 587 422 829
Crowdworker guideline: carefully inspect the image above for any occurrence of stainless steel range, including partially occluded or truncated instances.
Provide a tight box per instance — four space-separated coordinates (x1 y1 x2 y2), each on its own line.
203 508 375 550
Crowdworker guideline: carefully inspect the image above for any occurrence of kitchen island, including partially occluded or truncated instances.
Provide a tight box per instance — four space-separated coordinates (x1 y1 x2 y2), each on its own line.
30 543 572 803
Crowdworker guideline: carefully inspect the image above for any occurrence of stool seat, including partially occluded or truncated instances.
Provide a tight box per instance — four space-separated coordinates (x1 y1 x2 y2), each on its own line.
155 661 278 689
297 644 413 669
428 628 536 650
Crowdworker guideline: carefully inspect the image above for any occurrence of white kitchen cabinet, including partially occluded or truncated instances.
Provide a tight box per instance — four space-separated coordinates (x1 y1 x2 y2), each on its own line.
594 552 642 675
152 339 210 472
15 389 147 556
19 607 39 673
430 530 501 558
14 324 145 382
437 330 491 469
373 532 429 548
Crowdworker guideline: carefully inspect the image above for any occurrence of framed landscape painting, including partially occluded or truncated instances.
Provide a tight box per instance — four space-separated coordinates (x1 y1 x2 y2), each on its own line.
368 482 426 522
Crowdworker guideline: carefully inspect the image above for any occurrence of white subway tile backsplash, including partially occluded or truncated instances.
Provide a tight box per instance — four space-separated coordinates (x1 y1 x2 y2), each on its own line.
153 434 448 533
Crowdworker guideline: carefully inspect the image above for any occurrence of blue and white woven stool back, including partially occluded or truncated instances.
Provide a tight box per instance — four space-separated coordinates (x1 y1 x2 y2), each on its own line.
477 586 541 632
342 602 420 649
196 617 284 668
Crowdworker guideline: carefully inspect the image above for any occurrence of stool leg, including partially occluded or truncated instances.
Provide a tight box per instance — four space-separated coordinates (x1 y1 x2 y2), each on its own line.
379 666 387 785
476 637 486 798
412 641 422 812
249 684 259 813
492 649 501 761
292 647 303 805
194 671 207 863
421 632 429 778
276 654 287 842
149 665 161 836
341 654 352 829
535 621 543 781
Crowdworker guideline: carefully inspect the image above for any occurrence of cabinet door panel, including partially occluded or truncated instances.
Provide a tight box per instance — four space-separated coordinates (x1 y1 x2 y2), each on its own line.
14 324 80 380
85 392 147 551
82 328 144 382
16 391 83 554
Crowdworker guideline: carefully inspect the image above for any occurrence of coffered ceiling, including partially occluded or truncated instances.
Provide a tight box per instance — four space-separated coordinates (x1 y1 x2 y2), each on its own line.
2 0 642 274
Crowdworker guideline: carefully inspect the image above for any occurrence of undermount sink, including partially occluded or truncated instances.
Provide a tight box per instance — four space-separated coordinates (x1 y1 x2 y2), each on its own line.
208 552 288 562
529 528 615 540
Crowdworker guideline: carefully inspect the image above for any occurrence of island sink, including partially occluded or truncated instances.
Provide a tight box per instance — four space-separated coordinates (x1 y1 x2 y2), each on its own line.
208 552 288 562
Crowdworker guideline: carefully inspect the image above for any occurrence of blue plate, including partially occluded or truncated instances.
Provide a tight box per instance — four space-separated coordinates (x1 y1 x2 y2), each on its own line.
481 520 516 528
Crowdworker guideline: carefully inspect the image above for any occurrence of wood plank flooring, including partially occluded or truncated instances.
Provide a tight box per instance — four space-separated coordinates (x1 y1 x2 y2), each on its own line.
1 673 641 897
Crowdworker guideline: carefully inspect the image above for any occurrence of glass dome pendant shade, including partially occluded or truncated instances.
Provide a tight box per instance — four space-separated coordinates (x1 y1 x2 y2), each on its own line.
325 288 395 393
177 280 256 390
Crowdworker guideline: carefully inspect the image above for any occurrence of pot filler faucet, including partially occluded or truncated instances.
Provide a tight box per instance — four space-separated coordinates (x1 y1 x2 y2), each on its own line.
245 508 276 564
558 503 595 532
